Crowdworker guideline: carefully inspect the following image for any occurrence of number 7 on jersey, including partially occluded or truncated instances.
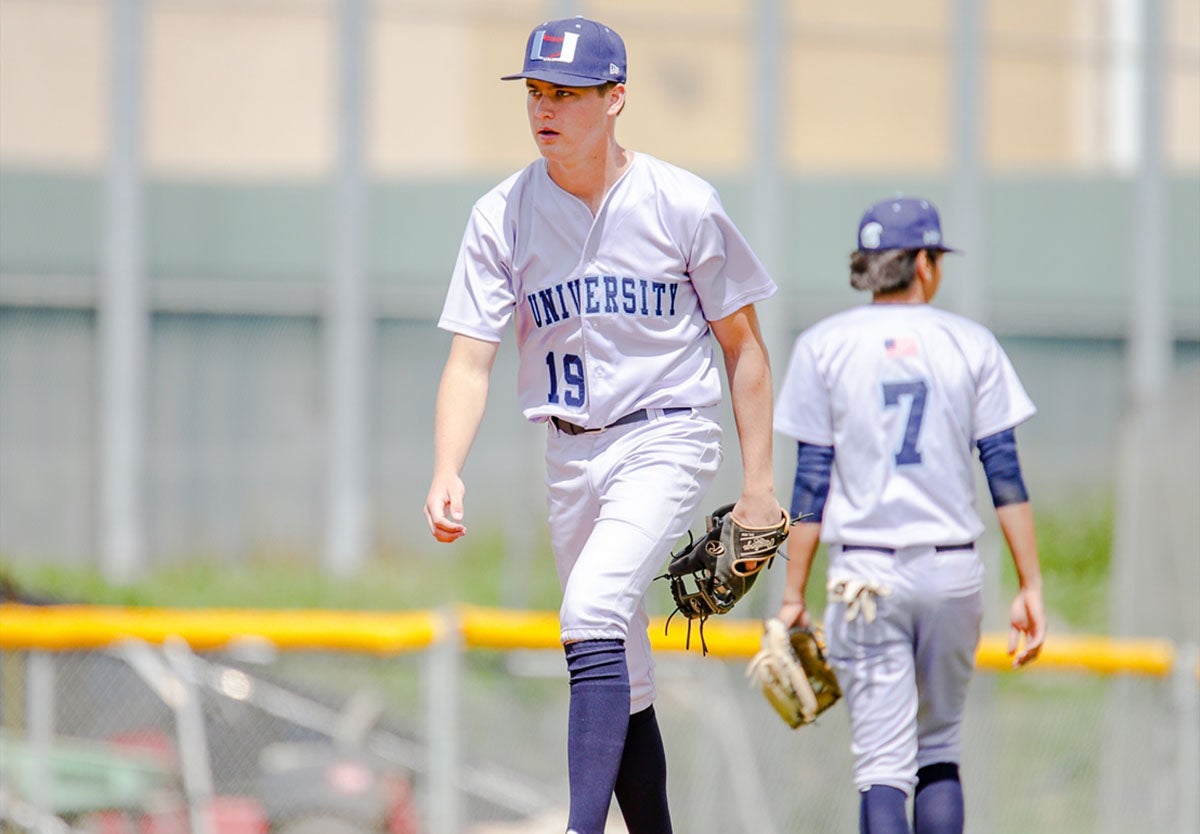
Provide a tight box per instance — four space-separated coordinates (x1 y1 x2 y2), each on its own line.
882 379 927 466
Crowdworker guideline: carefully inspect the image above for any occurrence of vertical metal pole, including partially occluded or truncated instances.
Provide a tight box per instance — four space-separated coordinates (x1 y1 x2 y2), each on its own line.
163 639 216 834
427 610 462 834
1108 0 1141 172
99 0 148 583
751 0 783 328
1126 0 1169 410
1105 6 1170 830
26 653 55 834
751 0 790 616
950 0 986 325
325 0 372 576
950 7 995 834
1175 644 1200 834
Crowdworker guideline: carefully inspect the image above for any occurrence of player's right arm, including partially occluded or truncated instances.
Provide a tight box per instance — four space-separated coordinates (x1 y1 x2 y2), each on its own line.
424 334 500 543
778 521 821 630
776 440 834 629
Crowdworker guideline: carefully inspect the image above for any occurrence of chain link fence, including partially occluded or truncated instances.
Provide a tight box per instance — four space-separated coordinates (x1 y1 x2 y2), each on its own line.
2 616 1196 834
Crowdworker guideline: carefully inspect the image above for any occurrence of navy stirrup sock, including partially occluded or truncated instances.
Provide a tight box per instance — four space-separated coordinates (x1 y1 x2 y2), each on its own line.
614 705 673 834
914 762 964 834
860 785 911 834
565 639 630 834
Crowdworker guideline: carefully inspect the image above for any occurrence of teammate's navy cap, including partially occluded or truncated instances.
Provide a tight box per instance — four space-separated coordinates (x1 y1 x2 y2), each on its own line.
501 16 627 87
856 197 959 253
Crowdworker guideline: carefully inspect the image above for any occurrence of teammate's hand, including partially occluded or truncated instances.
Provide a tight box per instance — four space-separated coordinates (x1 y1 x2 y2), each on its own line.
1007 586 1046 667
424 476 467 543
776 600 812 630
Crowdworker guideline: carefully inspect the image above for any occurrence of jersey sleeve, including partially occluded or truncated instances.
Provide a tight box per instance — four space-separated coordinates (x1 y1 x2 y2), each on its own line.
774 334 834 445
687 191 776 321
972 334 1037 439
437 204 515 343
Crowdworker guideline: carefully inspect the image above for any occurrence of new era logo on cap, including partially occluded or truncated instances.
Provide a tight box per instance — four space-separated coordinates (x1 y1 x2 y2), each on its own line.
502 16 627 87
856 197 959 253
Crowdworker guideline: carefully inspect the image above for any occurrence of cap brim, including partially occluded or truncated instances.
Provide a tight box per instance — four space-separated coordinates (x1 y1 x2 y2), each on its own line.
856 245 962 254
500 69 612 87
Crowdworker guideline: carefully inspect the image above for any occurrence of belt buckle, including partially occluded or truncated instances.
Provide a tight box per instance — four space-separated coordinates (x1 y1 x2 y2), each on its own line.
552 416 594 436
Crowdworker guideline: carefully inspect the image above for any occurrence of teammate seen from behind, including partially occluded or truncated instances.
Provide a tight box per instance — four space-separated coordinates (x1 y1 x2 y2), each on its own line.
423 17 782 834
772 197 1047 834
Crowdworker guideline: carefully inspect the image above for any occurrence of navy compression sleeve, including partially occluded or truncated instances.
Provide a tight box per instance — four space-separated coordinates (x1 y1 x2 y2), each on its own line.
791 441 834 522
977 428 1029 507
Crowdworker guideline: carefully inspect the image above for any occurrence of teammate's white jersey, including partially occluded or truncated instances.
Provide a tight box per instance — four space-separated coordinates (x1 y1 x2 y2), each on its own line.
439 153 776 428
774 303 1036 547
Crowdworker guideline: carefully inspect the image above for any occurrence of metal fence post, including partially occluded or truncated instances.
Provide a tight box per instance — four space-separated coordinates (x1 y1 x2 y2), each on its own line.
26 652 55 834
324 0 372 577
116 639 215 834
1175 643 1199 834
99 0 149 584
427 608 462 834
163 638 216 834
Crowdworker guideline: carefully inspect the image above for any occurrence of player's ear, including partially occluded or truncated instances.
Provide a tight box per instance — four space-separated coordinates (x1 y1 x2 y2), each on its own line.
607 83 626 117
915 250 941 301
914 249 933 280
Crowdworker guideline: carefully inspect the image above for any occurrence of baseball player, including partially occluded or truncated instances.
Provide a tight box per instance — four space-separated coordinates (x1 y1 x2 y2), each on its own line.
422 17 782 834
772 197 1047 834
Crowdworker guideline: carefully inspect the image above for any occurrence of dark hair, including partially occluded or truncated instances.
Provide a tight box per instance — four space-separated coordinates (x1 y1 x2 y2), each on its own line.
849 248 940 293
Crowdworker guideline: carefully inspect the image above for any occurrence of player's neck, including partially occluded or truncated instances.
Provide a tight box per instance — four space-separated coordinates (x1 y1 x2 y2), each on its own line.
547 144 633 215
873 269 938 305
872 285 926 305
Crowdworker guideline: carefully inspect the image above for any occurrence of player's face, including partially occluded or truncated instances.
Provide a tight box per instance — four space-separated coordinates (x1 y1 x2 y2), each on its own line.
525 80 617 160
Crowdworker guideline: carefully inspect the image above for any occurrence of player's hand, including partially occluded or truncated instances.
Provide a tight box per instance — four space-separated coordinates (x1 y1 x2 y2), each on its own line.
1007 586 1046 668
424 476 467 543
730 493 787 573
730 493 785 530
776 600 812 630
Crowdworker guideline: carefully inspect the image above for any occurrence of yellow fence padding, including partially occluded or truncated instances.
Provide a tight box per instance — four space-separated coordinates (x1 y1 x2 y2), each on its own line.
0 604 440 654
0 604 1185 677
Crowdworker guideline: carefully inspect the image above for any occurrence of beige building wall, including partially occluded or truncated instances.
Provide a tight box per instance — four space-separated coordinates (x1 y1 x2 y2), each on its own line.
0 0 1197 178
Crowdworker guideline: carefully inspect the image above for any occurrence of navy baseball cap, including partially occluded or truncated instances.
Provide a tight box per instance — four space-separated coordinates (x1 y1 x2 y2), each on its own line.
856 197 959 253
501 16 627 87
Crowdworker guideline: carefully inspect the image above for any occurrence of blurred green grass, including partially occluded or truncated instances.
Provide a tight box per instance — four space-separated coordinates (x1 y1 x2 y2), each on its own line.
0 532 561 611
0 501 1112 631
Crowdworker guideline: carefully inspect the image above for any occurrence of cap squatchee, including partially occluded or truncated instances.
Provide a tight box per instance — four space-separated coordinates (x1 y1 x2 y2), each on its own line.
856 197 960 254
501 16 627 87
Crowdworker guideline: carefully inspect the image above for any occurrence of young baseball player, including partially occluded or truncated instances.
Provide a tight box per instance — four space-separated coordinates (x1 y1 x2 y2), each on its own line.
423 17 782 834
772 196 1047 834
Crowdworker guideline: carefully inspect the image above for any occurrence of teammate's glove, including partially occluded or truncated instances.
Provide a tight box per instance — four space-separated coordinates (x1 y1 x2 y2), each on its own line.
746 618 842 728
659 503 790 652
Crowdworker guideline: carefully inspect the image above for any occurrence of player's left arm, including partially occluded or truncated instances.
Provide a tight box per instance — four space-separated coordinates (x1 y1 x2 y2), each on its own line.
996 502 1045 667
709 303 780 527
978 427 1046 667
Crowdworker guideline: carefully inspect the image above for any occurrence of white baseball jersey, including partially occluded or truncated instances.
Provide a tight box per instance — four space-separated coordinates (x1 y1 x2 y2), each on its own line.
774 303 1036 547
439 153 776 427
